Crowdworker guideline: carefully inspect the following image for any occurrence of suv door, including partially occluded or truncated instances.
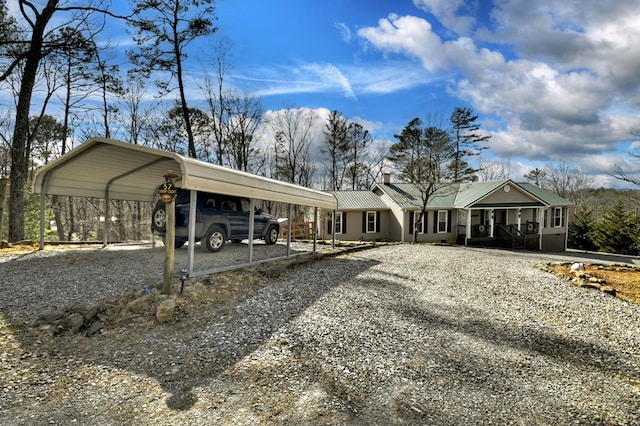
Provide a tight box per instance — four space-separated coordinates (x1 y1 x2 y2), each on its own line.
239 198 267 238
220 196 247 239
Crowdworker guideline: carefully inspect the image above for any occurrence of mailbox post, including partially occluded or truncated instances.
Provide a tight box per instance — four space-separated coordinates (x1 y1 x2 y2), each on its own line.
158 172 178 295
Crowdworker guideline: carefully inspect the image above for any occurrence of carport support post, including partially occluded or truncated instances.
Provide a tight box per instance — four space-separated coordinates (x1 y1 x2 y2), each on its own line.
287 204 293 257
313 207 317 252
162 199 176 294
38 192 45 250
248 198 255 263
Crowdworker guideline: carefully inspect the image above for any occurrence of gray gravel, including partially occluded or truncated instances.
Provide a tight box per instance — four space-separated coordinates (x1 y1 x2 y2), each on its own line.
0 243 639 425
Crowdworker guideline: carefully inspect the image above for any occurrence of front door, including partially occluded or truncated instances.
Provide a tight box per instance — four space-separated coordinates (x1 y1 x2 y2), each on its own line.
494 210 507 227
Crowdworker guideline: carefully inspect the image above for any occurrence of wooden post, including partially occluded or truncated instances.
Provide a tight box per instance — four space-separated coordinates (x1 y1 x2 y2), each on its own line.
0 177 8 240
161 199 175 295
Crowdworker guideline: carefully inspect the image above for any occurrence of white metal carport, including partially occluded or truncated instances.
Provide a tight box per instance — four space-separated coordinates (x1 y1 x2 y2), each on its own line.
32 138 337 276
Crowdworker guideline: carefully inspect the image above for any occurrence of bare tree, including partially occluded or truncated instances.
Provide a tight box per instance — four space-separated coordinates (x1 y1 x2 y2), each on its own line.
226 92 262 172
0 0 126 242
128 0 217 159
320 110 349 190
478 156 511 181
267 107 316 187
610 127 640 186
389 117 456 242
200 37 232 165
346 122 373 190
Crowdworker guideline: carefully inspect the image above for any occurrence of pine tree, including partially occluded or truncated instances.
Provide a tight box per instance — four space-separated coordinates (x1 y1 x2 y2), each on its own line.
568 206 596 251
592 201 640 255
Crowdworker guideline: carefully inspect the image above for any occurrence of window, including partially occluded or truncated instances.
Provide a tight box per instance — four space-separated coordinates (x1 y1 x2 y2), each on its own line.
409 211 425 234
437 210 448 233
334 212 343 234
366 211 376 233
553 207 563 227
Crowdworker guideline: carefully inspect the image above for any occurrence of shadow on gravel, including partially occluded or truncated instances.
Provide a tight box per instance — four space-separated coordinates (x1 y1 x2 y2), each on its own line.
0 250 382 422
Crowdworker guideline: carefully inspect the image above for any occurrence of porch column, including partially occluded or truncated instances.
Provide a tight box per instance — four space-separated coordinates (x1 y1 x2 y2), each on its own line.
465 208 472 245
490 209 495 237
517 208 522 233
538 208 545 251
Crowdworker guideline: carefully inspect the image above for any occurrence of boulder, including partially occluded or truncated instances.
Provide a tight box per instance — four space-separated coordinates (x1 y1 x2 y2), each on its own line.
156 298 176 323
86 321 104 336
68 302 98 320
62 312 85 333
127 297 148 314
36 310 64 326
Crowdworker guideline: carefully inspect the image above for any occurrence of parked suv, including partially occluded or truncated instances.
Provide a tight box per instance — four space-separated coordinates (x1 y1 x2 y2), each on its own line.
151 189 280 252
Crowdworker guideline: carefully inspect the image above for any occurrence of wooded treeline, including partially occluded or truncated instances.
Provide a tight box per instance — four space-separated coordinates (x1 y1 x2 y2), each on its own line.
1 0 639 255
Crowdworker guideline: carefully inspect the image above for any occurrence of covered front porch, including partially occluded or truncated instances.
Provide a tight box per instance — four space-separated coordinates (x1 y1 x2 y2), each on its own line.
456 207 545 250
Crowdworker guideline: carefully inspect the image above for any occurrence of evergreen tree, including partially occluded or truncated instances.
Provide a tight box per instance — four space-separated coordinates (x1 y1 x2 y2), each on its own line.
592 201 640 255
568 206 596 251
449 107 490 182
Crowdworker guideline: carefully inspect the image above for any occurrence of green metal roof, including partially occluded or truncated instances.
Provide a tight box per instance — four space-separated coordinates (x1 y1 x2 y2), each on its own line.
329 190 390 211
453 181 505 207
516 182 573 207
370 179 573 210
375 183 460 209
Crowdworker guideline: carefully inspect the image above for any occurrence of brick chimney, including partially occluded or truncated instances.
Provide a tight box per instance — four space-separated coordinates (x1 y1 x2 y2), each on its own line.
382 173 391 184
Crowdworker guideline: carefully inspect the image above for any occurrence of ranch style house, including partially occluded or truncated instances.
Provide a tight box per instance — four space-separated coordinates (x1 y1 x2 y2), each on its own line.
327 175 573 252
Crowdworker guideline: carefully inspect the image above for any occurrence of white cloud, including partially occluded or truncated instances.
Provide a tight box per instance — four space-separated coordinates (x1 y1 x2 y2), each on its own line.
335 22 353 44
357 3 640 175
412 0 476 35
232 62 356 100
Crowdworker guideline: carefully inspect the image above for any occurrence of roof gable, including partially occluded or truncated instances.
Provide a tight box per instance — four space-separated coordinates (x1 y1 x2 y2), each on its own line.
371 179 572 210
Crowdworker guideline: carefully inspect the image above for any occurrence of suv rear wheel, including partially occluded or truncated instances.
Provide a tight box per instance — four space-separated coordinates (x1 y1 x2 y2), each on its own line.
264 225 279 245
161 236 186 249
204 225 226 252
152 204 166 233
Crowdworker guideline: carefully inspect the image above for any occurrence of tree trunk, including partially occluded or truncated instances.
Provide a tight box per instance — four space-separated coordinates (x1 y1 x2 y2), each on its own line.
8 0 59 242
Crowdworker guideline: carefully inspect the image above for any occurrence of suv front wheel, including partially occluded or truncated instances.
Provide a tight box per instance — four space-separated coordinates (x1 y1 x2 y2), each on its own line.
204 225 226 252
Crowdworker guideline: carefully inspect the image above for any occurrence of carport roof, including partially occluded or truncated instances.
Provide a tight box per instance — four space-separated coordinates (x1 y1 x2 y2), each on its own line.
32 138 338 210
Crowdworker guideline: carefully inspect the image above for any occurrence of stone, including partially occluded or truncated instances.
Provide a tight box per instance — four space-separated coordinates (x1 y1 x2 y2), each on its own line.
36 310 64 326
86 321 104 336
156 298 176 323
127 297 148 314
69 302 98 320
63 312 85 333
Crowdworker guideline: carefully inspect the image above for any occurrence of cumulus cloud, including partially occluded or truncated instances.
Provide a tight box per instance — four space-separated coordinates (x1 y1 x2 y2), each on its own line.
412 0 476 35
357 3 640 169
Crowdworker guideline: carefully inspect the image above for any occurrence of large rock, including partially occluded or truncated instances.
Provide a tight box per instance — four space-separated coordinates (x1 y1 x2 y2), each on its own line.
156 298 176 323
62 312 85 333
69 302 98 320
36 310 64 326
127 297 148 314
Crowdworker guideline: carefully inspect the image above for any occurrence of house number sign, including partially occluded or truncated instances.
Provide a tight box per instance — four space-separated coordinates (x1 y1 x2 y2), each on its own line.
157 172 178 203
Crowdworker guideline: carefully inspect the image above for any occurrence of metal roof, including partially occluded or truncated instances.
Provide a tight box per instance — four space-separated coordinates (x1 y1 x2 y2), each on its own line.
32 138 337 210
374 182 460 209
328 190 390 211
516 182 574 207
374 180 572 210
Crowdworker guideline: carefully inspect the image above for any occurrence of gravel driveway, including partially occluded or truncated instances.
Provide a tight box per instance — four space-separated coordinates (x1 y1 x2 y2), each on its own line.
1 243 639 425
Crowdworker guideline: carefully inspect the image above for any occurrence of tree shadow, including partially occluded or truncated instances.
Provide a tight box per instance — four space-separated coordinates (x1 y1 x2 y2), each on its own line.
0 249 381 421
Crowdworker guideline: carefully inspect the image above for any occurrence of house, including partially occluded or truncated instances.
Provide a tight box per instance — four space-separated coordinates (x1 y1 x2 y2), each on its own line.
327 190 391 242
327 176 573 252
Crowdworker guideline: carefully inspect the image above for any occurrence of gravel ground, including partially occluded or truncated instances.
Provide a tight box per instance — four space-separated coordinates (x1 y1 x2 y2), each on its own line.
0 243 639 425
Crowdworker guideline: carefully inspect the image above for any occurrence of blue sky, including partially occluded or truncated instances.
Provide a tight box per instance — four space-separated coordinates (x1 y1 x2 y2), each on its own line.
208 0 640 187
7 0 640 187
